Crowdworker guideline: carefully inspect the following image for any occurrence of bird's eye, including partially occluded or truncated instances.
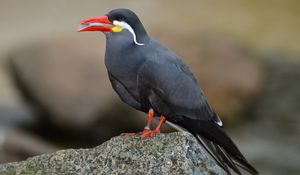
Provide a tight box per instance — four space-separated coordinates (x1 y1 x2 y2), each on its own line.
118 16 126 21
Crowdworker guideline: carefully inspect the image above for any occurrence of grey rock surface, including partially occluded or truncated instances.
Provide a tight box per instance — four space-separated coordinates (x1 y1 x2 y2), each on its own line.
0 127 59 163
9 39 113 129
0 132 225 175
232 58 300 175
8 39 153 135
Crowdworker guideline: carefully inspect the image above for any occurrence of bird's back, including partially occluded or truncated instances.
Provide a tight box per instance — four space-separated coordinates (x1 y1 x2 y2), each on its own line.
135 39 216 120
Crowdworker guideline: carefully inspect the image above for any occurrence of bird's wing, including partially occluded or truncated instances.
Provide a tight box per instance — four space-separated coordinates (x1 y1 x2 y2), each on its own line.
137 53 258 174
137 45 220 123
137 42 258 174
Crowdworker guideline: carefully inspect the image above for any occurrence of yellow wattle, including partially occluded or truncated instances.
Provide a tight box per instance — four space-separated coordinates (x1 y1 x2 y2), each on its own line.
112 25 123 32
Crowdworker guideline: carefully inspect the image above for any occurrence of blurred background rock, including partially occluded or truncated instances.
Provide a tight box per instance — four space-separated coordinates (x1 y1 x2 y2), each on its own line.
0 1 299 175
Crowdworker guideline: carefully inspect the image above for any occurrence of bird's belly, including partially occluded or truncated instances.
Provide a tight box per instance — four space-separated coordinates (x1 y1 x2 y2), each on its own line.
115 77 152 112
112 73 140 99
123 82 140 100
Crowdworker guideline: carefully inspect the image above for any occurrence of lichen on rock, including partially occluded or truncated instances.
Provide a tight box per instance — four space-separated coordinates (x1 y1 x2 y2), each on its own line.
0 132 226 175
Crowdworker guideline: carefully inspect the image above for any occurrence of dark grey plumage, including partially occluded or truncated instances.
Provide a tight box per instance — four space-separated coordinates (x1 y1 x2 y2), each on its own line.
102 8 258 175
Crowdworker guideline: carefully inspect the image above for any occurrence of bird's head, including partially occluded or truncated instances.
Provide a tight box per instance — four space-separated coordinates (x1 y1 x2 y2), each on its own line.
78 8 148 45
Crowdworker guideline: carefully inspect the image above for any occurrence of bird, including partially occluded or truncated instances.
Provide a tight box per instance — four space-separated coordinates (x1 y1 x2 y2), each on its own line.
78 8 258 175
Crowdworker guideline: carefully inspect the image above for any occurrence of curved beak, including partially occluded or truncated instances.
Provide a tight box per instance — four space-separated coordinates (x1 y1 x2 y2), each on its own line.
78 15 113 32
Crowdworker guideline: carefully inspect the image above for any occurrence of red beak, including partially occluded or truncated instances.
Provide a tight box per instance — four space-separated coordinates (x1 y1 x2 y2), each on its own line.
78 15 113 32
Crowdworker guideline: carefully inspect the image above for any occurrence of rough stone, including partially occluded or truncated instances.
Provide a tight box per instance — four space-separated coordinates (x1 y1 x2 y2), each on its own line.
232 58 300 175
0 127 58 164
0 132 226 175
8 39 114 129
0 64 33 127
7 38 150 133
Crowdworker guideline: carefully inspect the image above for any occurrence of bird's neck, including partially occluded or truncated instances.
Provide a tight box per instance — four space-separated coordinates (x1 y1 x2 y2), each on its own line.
134 24 149 44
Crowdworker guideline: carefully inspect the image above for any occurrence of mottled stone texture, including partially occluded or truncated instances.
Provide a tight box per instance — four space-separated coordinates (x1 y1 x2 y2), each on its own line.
0 132 225 175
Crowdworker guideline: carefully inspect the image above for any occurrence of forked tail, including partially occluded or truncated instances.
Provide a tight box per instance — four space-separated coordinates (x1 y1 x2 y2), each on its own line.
171 118 259 175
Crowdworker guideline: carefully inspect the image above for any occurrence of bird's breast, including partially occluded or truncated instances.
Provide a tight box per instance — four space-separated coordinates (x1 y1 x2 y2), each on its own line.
105 51 147 101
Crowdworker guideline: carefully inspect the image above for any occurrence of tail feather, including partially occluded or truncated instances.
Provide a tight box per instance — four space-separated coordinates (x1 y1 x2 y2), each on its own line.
171 118 259 175
195 134 231 174
216 145 241 174
194 131 258 175
232 156 259 174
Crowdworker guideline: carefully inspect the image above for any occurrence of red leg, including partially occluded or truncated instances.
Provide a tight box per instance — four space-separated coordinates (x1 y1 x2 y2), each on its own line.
141 115 166 139
126 108 154 136
143 108 154 131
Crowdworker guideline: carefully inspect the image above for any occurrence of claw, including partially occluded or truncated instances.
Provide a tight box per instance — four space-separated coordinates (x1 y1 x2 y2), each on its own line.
124 128 151 137
125 132 138 136
140 129 160 139
125 112 166 139
141 115 166 139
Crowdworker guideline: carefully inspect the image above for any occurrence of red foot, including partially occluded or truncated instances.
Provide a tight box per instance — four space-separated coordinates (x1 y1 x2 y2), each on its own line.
125 129 151 137
125 113 166 139
125 132 138 136
140 129 160 139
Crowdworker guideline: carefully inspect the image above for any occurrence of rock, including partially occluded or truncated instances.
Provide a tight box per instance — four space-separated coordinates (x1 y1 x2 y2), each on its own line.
8 38 150 132
253 58 300 133
0 132 226 175
8 38 113 129
228 58 300 175
0 64 34 127
0 126 59 164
